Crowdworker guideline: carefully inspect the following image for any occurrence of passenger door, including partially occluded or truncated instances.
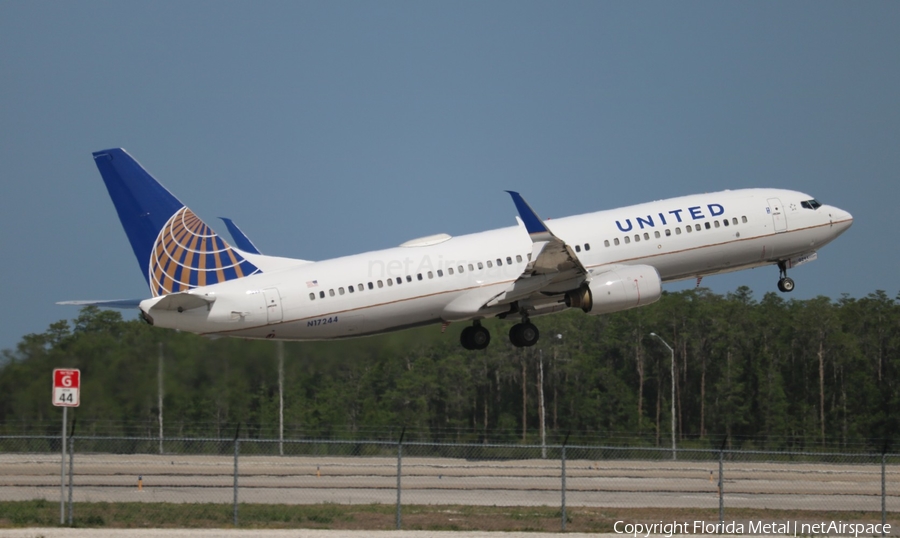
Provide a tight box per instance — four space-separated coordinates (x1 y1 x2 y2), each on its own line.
767 198 787 233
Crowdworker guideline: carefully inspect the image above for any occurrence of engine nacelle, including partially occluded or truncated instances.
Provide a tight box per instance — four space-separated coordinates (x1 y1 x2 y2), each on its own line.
565 264 662 316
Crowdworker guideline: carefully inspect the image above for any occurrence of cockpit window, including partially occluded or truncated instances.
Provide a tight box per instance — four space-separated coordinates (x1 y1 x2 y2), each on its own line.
801 199 822 210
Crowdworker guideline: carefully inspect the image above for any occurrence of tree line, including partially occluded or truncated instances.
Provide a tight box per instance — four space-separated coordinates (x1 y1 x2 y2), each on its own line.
1 287 898 451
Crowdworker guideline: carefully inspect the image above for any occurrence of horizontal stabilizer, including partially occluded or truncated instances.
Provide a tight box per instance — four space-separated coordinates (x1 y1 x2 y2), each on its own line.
57 299 143 309
146 292 216 312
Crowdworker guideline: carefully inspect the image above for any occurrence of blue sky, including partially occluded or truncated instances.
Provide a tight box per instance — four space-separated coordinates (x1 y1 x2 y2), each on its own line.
1 2 898 352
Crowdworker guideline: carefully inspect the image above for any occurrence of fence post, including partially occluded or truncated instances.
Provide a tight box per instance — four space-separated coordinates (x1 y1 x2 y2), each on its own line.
882 452 886 537
67 426 74 526
59 406 66 525
561 433 570 532
396 428 405 530
233 425 241 527
718 449 724 524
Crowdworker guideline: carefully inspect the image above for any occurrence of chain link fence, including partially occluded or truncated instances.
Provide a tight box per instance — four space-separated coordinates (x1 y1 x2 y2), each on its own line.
1 435 897 530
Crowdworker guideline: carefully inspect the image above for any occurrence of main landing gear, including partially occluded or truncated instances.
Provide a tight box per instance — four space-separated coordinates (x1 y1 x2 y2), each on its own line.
459 318 542 350
460 321 491 351
509 319 540 348
777 261 795 293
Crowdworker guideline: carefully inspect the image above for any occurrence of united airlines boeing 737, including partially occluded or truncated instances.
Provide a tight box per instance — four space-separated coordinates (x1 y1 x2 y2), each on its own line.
62 149 853 350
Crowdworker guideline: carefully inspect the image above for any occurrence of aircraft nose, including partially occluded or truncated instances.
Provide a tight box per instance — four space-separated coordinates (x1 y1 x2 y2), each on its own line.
828 206 853 231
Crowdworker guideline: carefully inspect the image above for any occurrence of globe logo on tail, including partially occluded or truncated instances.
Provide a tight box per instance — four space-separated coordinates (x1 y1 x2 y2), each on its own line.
149 207 260 297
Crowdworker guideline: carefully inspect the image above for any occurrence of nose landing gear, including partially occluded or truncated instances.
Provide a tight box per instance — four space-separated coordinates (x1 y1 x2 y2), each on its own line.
777 261 795 293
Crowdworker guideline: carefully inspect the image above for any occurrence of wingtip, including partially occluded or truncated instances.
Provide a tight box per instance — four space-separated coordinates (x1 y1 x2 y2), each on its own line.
506 191 548 235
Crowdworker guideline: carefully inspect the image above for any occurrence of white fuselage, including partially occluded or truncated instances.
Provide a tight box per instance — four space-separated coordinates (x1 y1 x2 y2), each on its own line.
140 188 852 340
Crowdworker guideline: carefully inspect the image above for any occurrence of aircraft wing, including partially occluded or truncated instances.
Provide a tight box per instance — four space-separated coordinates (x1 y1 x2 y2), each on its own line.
219 217 262 254
485 192 589 308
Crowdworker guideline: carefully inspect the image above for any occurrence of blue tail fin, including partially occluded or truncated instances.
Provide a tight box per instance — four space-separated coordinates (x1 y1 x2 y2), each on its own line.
92 149 261 296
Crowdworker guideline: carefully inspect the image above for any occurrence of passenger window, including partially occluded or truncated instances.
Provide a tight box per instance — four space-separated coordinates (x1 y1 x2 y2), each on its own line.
487 261 493 268
386 279 392 287
368 282 374 290
377 280 383 288
654 231 660 239
428 271 434 279
695 224 701 231
723 219 729 227
704 222 710 230
732 217 738 225
742 216 748 223
329 289 335 297
468 264 474 271
643 233 649 241
348 285 354 293
714 221 720 228
604 239 610 247
506 256 513 264
448 267 454 275
686 225 692 233
417 273 423 281
477 262 484 270
358 284 364 291
665 229 672 237
614 238 620 245
406 275 412 282
396 277 402 285
584 243 590 251
515 255 522 263
458 265 464 273
319 291 325 298
496 258 502 266
634 234 640 242
309 293 315 300
675 227 682 235
575 245 581 252
624 236 631 244
339 287 345 295
437 269 443 277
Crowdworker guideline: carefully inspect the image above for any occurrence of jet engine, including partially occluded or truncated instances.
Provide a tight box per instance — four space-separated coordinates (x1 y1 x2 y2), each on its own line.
565 265 662 315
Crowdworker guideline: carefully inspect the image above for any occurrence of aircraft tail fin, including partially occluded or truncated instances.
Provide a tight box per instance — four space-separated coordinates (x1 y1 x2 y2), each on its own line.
92 148 261 297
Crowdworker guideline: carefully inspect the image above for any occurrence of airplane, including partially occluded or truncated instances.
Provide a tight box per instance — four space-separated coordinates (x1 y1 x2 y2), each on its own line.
61 148 853 350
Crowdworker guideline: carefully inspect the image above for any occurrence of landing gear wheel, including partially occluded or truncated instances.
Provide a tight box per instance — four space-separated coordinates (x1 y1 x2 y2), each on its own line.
461 324 491 350
778 277 795 293
509 322 540 347
776 261 794 293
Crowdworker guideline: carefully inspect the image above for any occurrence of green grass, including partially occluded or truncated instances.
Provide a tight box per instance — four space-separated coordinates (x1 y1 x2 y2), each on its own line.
0 501 896 532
